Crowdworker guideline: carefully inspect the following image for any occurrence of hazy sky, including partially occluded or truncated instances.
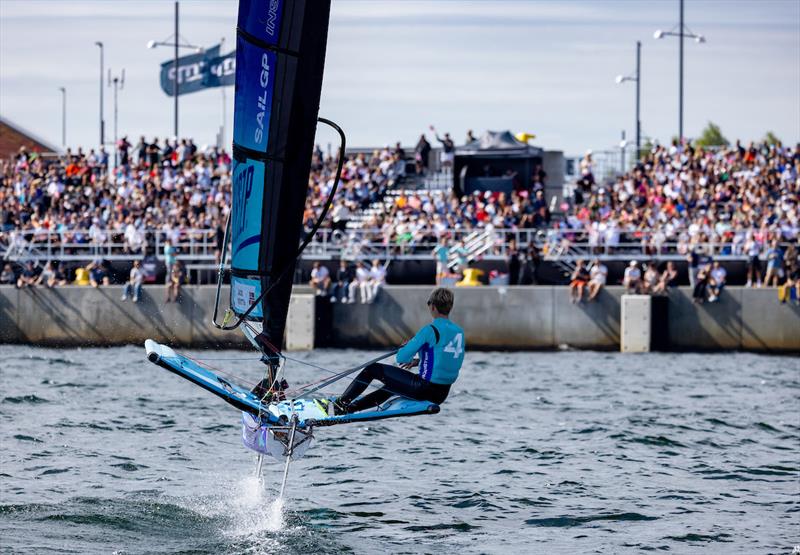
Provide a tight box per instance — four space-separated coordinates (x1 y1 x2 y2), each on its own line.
1 0 798 155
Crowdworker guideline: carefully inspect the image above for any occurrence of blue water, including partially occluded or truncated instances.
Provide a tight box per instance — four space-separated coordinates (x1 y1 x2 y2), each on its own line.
1 346 798 554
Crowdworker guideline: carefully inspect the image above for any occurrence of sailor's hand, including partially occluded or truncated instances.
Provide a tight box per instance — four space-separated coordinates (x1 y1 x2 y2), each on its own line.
400 358 420 370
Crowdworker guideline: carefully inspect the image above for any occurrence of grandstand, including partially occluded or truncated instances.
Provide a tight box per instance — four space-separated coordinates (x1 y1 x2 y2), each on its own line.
1 133 797 288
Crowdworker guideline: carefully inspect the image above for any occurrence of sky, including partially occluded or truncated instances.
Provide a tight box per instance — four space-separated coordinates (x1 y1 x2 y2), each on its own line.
1 0 798 155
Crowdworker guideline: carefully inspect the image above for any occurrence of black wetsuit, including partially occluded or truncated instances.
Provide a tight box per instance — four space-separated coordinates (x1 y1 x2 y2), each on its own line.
338 363 451 413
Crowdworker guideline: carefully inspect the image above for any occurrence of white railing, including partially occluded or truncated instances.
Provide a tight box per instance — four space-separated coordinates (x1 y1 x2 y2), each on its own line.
1 226 795 264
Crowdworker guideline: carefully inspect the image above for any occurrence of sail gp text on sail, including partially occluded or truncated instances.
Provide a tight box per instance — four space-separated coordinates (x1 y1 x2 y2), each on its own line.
254 53 271 145
264 0 280 38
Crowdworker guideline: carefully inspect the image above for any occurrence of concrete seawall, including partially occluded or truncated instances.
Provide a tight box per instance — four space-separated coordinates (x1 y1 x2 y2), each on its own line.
0 285 798 351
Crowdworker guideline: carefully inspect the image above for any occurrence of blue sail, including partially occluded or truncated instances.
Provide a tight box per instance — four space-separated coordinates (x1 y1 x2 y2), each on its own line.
230 0 332 349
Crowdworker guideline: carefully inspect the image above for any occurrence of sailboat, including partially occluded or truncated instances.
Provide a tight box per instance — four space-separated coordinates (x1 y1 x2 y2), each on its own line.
144 0 439 495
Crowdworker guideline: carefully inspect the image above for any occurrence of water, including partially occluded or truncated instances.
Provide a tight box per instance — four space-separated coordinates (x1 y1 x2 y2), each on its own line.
1 345 798 554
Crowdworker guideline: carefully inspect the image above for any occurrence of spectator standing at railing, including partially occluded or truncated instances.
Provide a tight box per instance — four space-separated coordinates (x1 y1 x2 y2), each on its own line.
348 261 371 304
745 234 763 288
121 261 143 303
430 127 455 171
506 238 521 285
433 236 450 285
763 239 783 287
163 240 176 283
366 259 387 303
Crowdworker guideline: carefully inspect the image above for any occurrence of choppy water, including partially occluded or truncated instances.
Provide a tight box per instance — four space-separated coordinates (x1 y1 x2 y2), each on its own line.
1 345 798 554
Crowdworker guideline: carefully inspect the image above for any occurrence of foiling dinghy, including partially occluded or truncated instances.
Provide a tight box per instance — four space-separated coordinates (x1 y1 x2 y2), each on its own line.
144 0 439 497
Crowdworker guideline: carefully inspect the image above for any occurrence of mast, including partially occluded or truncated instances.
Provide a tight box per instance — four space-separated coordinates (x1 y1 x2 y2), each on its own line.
228 0 333 357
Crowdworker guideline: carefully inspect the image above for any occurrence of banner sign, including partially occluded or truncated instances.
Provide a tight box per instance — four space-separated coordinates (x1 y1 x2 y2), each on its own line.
159 44 235 97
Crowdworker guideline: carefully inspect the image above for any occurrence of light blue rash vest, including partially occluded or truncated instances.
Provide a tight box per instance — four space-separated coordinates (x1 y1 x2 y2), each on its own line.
396 317 465 385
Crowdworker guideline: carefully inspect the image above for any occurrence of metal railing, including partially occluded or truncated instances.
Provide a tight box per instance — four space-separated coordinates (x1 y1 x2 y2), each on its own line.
2 226 795 265
0 228 218 262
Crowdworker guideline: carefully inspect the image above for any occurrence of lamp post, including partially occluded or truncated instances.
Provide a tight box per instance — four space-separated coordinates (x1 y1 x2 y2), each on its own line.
147 1 203 140
654 0 705 142
108 69 125 166
94 41 105 146
58 87 66 147
615 40 641 159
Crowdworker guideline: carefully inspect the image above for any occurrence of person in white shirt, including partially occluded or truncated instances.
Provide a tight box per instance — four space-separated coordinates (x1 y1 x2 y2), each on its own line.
587 258 608 301
623 260 642 293
366 259 387 303
121 260 144 303
309 261 331 296
708 260 727 302
348 261 371 303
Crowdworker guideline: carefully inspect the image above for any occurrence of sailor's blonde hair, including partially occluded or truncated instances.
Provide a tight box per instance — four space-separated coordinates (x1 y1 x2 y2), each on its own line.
428 288 454 315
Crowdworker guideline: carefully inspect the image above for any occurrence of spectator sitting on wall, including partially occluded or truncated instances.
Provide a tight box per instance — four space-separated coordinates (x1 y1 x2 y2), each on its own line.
366 259 387 303
16 261 38 288
642 262 659 295
35 261 65 288
331 259 352 303
693 263 712 304
569 259 590 304
121 260 144 303
763 239 783 288
166 260 185 303
310 261 331 296
708 261 727 303
779 263 799 305
87 259 110 288
623 260 642 294
652 261 679 295
587 258 607 301
1 263 15 284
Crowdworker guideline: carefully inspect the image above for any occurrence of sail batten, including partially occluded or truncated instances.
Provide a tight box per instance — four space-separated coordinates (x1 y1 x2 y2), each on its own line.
230 0 332 346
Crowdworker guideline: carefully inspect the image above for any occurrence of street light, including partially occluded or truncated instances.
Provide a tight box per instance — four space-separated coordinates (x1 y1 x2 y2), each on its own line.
94 41 105 146
58 87 66 147
146 1 203 139
653 0 706 142
615 41 641 159
108 68 125 166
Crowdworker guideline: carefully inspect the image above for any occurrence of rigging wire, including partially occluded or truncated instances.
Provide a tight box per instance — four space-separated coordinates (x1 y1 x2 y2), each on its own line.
217 117 347 331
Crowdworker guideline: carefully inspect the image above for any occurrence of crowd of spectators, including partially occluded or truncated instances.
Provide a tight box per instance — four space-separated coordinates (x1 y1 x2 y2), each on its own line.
560 140 799 260
1 133 798 297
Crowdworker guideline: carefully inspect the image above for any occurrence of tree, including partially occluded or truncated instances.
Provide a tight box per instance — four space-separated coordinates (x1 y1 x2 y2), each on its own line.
763 131 782 146
694 122 729 148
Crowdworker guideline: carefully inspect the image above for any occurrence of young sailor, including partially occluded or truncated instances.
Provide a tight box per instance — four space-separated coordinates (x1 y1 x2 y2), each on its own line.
335 287 465 413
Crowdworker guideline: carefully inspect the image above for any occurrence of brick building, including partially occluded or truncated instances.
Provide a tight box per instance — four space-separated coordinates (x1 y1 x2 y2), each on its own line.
0 115 60 160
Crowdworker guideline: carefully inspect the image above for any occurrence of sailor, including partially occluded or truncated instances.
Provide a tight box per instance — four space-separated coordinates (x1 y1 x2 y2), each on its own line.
335 287 465 414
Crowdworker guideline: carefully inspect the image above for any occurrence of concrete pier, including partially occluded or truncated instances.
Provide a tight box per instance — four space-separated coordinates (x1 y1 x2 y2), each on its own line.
0 285 798 352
